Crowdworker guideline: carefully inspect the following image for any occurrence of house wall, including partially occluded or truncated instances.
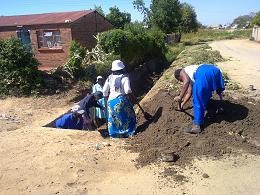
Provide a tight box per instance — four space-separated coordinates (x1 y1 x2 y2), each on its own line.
0 12 112 70
0 31 17 39
0 26 72 70
252 26 260 42
71 11 113 49
32 28 72 70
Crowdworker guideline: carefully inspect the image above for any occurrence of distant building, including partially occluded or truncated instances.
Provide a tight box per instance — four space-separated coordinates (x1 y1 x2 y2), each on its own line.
231 24 238 29
0 10 113 70
208 24 228 30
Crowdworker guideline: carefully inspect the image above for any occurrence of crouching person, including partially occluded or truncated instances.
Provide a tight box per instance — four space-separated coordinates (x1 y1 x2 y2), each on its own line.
78 91 105 130
55 106 84 130
103 60 136 138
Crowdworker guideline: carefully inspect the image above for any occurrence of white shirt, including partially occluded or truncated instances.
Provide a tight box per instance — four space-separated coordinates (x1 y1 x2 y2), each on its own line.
92 83 103 93
103 74 132 101
184 65 201 82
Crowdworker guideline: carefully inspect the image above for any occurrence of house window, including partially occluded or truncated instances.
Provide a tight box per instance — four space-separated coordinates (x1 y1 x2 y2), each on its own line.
37 30 62 49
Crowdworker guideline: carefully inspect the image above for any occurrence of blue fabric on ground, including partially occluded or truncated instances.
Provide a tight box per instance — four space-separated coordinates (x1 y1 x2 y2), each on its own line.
107 95 136 138
55 113 83 130
192 64 225 125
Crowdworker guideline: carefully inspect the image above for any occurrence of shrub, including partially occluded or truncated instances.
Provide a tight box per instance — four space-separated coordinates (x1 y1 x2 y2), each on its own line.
83 54 119 81
99 29 129 54
63 41 86 78
99 24 166 69
0 37 42 96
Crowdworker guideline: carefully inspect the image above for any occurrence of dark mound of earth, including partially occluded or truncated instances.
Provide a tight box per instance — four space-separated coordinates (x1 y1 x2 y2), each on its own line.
127 88 260 167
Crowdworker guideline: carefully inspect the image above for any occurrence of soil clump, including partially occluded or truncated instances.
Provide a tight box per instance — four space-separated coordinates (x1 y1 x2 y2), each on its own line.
127 83 260 167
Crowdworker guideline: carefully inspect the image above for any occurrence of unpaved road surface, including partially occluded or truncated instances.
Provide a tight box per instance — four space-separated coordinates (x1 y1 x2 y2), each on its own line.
1 43 260 194
210 39 260 90
1 94 260 194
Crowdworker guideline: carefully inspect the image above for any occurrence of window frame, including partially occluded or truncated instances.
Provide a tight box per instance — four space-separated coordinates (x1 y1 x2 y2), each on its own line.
36 29 63 50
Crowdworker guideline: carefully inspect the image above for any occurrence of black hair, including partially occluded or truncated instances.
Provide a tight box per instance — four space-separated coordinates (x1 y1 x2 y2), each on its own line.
93 91 103 99
174 68 182 80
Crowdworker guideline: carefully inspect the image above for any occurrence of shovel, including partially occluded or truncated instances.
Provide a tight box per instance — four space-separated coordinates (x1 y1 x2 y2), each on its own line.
136 102 153 121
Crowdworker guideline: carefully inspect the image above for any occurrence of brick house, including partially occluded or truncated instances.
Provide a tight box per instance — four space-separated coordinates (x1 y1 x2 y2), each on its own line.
0 10 113 70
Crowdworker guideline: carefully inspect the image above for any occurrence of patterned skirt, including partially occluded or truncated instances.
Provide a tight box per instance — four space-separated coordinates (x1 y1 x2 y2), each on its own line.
107 95 136 138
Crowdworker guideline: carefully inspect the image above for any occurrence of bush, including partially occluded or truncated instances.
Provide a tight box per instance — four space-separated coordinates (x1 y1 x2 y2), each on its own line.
99 24 166 69
83 54 119 81
63 41 86 78
0 37 42 96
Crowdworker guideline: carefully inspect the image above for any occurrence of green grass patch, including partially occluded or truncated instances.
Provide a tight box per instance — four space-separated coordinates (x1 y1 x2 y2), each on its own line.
174 44 225 66
165 43 185 63
182 29 252 45
170 43 240 90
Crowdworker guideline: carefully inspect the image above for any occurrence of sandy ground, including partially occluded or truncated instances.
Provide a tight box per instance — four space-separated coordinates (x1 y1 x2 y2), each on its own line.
209 39 260 90
1 40 260 194
0 92 259 194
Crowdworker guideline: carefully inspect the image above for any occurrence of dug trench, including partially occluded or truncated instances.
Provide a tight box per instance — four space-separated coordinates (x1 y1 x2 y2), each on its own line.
42 58 164 130
126 75 260 168
39 55 260 170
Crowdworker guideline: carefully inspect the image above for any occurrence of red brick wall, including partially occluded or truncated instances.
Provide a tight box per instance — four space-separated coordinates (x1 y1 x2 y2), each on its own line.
71 11 113 49
0 31 17 39
32 28 72 70
0 28 71 70
0 12 112 70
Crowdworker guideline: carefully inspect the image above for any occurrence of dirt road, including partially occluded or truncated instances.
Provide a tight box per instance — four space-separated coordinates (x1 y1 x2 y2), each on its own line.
1 93 259 195
1 43 260 194
209 39 260 90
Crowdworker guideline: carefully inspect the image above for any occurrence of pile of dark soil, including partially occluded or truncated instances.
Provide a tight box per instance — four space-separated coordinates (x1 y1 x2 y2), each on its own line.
127 87 260 167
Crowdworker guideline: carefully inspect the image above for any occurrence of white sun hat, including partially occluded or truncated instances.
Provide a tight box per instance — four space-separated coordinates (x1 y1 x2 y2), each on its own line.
96 75 103 82
111 60 125 71
71 105 85 114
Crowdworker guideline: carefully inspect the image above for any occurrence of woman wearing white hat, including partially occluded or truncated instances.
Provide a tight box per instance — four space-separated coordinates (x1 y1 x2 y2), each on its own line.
103 60 136 138
92 75 106 126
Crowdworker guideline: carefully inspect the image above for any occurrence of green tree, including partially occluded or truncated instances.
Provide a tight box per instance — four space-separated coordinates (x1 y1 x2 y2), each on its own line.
149 0 182 34
252 12 260 26
106 6 131 29
232 14 254 28
133 0 150 25
179 3 198 33
94 5 105 16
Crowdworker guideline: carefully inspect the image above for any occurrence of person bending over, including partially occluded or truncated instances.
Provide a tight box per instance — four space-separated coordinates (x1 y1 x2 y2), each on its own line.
174 64 225 134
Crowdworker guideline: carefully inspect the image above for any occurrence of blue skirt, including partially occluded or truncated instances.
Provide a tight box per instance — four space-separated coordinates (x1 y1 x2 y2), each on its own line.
193 64 225 125
107 95 136 138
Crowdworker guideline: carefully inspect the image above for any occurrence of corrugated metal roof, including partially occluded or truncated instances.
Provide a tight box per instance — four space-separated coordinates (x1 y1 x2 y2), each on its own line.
0 10 94 27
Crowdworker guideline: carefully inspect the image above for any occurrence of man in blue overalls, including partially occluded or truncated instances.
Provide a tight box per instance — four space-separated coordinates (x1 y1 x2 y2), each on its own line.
174 64 225 134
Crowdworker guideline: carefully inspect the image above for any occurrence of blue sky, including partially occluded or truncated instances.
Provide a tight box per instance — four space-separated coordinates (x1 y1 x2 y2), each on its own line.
1 0 260 25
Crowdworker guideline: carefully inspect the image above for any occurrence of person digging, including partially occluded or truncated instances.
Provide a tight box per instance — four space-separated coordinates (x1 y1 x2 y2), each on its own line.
173 64 225 134
77 91 105 130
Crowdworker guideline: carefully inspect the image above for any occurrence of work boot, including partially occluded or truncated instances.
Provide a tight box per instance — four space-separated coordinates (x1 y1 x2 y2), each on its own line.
183 125 201 134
